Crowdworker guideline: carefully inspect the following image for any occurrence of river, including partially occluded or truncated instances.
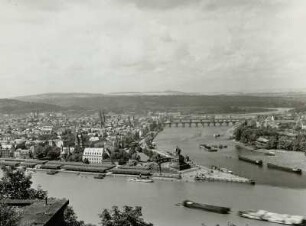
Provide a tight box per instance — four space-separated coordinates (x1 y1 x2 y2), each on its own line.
28 126 306 226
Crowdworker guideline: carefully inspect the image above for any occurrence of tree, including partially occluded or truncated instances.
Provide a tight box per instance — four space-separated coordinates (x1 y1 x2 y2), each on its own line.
0 201 20 226
47 146 61 160
83 158 90 164
99 206 153 226
0 166 47 200
151 154 162 175
33 145 47 159
64 205 95 226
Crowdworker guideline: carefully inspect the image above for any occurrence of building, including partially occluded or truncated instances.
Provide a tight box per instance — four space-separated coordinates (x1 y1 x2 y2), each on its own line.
301 120 306 130
14 149 31 159
40 126 54 135
255 137 270 149
0 148 13 158
82 148 104 163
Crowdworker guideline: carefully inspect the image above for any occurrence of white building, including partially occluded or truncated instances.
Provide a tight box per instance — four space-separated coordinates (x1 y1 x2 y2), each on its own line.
82 148 104 164
302 121 306 130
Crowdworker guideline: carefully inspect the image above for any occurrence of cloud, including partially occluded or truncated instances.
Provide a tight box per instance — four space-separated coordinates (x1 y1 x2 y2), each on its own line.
0 0 306 97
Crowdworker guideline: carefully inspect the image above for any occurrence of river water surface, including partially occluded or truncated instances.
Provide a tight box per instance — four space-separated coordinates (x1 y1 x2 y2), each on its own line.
29 126 306 226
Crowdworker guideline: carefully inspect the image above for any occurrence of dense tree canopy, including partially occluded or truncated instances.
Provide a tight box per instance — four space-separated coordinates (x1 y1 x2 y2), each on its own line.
99 206 153 226
0 201 20 226
234 122 306 151
0 166 47 199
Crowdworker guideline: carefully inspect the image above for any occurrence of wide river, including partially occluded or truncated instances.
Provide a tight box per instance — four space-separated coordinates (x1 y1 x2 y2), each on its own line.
29 126 306 226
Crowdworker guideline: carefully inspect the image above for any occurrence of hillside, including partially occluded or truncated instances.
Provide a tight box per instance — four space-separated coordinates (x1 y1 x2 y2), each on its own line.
0 99 64 114
15 93 306 114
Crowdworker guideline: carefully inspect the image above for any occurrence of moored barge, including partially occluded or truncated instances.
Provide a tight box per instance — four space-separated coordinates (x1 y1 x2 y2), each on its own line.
46 170 58 175
238 209 306 225
238 156 263 166
94 173 106 179
182 200 230 214
267 163 302 175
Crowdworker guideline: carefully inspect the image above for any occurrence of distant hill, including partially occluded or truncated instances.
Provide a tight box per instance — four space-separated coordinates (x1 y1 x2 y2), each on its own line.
0 99 64 114
14 93 306 114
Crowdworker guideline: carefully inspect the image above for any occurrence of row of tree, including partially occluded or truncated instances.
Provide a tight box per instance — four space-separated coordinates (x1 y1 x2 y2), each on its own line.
234 122 306 151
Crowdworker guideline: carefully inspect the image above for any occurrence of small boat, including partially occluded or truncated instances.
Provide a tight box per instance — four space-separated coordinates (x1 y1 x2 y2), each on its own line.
182 200 230 214
200 144 218 152
219 168 233 174
267 163 302 175
238 209 306 225
129 177 154 183
213 134 221 138
199 144 210 149
238 156 263 166
208 148 218 152
265 151 276 156
94 173 106 179
46 170 58 175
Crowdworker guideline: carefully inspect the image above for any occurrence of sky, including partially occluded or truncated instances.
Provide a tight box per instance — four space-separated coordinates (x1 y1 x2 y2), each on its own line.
1 0 306 98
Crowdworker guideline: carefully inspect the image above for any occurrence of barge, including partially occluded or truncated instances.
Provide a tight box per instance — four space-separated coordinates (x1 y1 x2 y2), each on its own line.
46 170 58 175
182 200 230 214
199 144 218 152
238 156 263 166
129 178 154 183
94 173 106 179
238 209 306 225
267 163 302 175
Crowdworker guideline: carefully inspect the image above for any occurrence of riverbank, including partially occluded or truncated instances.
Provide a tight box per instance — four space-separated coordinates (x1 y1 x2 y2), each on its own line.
28 168 306 226
24 125 306 226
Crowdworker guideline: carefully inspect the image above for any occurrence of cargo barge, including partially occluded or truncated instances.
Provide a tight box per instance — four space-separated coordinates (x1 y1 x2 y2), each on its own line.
238 156 263 166
267 163 302 175
182 200 230 214
238 209 306 225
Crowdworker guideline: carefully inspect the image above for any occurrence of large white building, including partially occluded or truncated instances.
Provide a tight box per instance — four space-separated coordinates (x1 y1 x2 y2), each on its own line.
82 148 104 163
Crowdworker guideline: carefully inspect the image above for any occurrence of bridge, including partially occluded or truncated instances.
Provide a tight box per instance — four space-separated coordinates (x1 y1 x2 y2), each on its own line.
162 115 247 127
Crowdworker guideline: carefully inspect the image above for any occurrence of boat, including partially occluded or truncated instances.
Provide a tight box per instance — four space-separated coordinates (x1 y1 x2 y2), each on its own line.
238 156 263 166
129 177 154 183
208 148 218 152
94 173 106 179
46 170 58 175
219 168 233 174
200 144 218 152
199 144 210 149
267 163 302 175
182 200 230 214
238 209 306 225
265 151 276 156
